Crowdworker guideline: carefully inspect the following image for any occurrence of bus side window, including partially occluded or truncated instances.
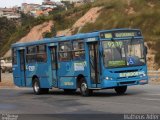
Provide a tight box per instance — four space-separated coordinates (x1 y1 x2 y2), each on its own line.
72 40 85 60
12 48 17 64
37 45 47 62
26 46 36 63
59 41 71 61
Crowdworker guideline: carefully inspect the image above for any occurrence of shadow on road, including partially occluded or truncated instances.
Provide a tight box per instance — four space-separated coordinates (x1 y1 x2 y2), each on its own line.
20 89 146 98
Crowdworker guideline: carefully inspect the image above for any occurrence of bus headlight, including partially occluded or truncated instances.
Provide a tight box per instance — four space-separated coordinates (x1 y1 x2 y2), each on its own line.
143 73 146 77
105 77 113 80
106 77 109 80
140 73 146 78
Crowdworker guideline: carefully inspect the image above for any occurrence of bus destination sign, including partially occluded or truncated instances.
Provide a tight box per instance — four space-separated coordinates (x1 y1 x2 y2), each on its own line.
115 32 135 38
100 30 141 39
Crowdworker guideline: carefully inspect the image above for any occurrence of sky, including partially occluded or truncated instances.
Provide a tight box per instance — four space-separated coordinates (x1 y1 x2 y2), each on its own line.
0 0 60 8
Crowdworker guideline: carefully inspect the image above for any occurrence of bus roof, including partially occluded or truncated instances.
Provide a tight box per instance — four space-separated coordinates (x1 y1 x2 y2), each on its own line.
11 31 99 48
11 28 141 48
99 28 140 33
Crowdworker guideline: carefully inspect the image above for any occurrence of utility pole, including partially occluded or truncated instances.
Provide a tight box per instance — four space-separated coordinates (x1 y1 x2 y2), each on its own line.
0 42 2 82
0 54 1 82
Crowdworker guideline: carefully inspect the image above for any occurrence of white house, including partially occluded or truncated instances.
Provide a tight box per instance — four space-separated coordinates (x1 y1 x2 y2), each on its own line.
0 10 3 17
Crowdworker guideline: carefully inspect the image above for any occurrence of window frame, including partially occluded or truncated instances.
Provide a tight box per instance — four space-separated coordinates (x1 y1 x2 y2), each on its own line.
36 44 47 63
50 47 58 70
26 45 37 63
26 44 47 63
58 41 72 61
12 48 17 65
72 39 85 61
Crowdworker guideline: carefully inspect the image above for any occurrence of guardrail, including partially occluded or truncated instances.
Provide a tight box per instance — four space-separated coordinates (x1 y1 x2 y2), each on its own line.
148 70 160 80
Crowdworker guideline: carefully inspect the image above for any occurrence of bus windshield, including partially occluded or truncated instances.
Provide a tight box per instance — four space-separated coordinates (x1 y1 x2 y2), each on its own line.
102 39 145 68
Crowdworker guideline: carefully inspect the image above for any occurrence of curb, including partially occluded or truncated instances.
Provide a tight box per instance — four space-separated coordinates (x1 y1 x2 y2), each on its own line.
0 85 17 89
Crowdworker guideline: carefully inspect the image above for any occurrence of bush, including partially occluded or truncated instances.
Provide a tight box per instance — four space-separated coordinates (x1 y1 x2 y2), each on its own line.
0 14 50 56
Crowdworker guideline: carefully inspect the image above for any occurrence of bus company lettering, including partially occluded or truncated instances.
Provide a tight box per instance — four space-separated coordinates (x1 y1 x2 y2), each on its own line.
120 71 145 77
26 65 35 71
74 61 86 71
87 38 96 42
64 82 74 86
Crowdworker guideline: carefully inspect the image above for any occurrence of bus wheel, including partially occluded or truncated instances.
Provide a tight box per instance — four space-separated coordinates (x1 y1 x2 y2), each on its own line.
80 81 92 96
114 86 127 95
64 89 76 94
33 78 42 95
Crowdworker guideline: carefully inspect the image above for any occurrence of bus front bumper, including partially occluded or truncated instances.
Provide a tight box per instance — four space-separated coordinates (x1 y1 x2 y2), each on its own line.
101 77 148 89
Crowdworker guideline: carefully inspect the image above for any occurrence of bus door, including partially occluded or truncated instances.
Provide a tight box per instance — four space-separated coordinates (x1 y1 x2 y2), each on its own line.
50 46 58 87
18 49 26 86
88 42 100 87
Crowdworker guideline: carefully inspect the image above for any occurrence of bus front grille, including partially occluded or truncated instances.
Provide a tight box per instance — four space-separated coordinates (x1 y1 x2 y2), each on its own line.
119 81 136 85
112 69 139 73
117 76 136 79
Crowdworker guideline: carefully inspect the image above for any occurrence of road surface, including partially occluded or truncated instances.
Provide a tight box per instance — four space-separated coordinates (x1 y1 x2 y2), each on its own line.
0 85 160 115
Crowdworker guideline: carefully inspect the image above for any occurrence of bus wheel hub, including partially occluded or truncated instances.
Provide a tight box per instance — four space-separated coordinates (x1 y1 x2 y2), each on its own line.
81 83 87 92
34 82 39 92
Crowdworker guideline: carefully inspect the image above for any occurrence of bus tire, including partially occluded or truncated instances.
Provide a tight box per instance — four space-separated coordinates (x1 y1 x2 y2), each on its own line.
33 78 42 95
80 81 92 96
114 86 127 95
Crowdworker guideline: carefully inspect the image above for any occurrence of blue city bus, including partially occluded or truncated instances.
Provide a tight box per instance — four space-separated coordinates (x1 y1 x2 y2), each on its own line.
12 28 148 96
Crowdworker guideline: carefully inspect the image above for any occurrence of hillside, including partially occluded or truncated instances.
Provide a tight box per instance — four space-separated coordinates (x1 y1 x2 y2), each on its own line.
2 0 160 71
55 0 160 70
57 0 160 71
0 13 51 57
2 0 160 86
4 21 53 57
57 7 102 36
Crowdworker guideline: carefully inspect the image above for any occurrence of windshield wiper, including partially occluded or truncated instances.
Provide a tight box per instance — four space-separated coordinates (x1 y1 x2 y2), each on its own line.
111 38 122 59
129 37 134 56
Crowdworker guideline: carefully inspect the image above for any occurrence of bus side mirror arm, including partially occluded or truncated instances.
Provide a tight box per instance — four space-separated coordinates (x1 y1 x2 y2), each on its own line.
99 47 103 57
144 45 148 55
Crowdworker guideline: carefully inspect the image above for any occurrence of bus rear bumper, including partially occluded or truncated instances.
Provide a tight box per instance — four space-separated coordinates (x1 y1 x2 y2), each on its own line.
101 77 148 89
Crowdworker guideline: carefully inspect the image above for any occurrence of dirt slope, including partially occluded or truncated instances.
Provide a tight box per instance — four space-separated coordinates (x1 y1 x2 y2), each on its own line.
4 7 102 57
57 7 103 36
4 20 53 58
146 42 160 84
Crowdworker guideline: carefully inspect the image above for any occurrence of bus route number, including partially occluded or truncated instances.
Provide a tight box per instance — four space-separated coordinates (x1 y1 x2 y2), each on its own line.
105 41 123 48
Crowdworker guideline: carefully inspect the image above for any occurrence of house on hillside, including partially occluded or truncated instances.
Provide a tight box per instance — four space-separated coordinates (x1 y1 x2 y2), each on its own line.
43 0 56 5
61 0 95 7
21 1 58 17
61 0 94 4
21 3 41 14
0 8 21 20
0 10 3 17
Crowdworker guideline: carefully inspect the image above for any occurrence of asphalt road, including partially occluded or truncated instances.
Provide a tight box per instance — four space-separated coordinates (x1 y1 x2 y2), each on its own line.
0 85 160 119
